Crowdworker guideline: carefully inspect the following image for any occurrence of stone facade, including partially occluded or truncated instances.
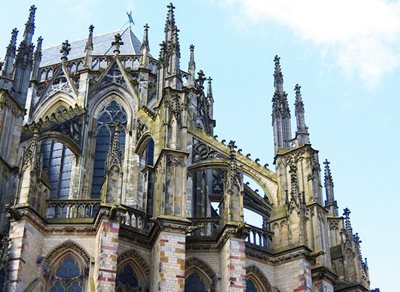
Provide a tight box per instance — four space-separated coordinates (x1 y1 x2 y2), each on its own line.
0 3 372 292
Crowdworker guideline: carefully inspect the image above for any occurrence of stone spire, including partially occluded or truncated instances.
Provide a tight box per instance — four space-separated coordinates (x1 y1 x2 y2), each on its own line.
294 84 310 145
343 208 353 238
84 25 94 69
324 159 338 216
112 33 124 55
23 5 36 45
31 36 43 81
187 44 196 87
206 76 214 119
60 40 71 62
12 5 37 105
140 23 150 68
1 28 18 77
274 55 284 94
271 55 292 153
163 3 181 87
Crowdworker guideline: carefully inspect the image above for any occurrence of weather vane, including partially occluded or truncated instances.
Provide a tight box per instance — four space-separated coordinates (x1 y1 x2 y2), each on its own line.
126 11 135 27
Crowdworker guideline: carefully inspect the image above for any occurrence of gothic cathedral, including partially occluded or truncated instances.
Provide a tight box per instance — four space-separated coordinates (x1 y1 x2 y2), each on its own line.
0 4 372 292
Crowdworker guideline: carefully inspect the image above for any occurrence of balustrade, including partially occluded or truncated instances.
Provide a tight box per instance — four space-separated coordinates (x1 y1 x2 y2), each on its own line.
46 199 100 219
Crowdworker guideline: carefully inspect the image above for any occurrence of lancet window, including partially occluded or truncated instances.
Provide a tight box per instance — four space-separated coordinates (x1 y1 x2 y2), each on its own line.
41 139 73 199
91 100 127 198
184 271 208 292
116 263 141 292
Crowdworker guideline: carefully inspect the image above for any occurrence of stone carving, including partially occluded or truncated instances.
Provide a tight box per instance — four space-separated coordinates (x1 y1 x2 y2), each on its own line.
192 138 225 163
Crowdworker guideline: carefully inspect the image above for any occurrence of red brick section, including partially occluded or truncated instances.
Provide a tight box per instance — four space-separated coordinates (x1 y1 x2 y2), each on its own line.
95 219 120 292
221 237 247 291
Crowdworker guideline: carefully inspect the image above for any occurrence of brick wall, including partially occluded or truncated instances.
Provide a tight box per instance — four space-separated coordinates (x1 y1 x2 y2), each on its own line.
220 237 246 292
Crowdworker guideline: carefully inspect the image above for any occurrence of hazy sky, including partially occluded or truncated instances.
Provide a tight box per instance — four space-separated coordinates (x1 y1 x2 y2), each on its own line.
1 0 398 290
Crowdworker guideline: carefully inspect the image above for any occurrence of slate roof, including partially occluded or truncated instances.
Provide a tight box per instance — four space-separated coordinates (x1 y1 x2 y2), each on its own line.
41 28 142 67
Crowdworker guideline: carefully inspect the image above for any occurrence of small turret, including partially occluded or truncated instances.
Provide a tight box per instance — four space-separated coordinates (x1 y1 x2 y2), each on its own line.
324 159 338 216
1 28 18 77
31 36 43 81
140 24 150 69
187 44 196 87
294 84 310 145
84 25 94 69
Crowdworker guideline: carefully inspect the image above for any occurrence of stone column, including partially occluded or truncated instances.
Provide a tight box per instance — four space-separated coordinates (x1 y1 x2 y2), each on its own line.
150 217 190 291
219 226 247 292
94 211 120 291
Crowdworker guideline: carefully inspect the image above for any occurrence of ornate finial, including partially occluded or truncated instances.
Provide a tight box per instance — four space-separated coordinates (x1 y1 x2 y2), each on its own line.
60 40 71 61
323 159 333 185
273 55 284 93
190 44 194 52
197 70 206 88
34 36 43 60
24 5 37 35
228 140 236 152
112 33 124 55
295 84 301 99
6 28 18 56
343 208 353 235
207 76 213 98
85 25 94 52
141 23 150 50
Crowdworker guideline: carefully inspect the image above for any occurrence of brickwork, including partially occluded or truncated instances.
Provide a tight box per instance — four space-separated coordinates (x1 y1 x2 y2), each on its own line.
151 230 186 291
274 259 313 292
313 280 334 292
246 257 275 287
220 236 246 292
94 219 120 292
8 220 43 291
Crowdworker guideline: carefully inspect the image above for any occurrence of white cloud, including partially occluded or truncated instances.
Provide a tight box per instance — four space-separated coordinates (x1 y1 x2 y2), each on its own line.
217 0 400 87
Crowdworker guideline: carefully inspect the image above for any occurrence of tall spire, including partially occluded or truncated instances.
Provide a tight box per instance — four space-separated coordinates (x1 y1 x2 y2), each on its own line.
187 44 196 87
1 28 18 77
140 23 150 68
31 36 43 81
161 2 181 88
294 84 310 145
271 55 292 153
12 5 37 105
324 159 338 216
84 25 94 69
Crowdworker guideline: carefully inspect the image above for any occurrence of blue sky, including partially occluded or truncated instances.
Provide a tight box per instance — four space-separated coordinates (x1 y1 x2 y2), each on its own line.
1 0 398 290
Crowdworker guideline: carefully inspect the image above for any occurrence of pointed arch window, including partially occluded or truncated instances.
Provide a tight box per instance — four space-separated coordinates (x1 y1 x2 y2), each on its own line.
116 263 140 292
41 139 73 199
138 138 154 214
184 272 208 292
246 279 258 292
91 100 127 198
48 255 84 292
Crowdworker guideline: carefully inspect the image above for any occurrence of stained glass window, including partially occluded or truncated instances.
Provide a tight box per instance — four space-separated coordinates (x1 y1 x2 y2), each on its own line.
246 279 258 292
49 256 83 292
184 272 207 292
116 263 140 291
41 139 73 199
91 100 127 198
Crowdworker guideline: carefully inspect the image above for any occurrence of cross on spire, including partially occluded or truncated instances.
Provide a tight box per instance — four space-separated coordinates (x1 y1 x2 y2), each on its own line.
112 33 124 55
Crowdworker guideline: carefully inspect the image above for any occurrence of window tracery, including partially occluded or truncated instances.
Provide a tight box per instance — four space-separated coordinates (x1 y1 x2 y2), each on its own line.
116 262 141 292
91 100 127 198
48 255 84 292
184 271 208 292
